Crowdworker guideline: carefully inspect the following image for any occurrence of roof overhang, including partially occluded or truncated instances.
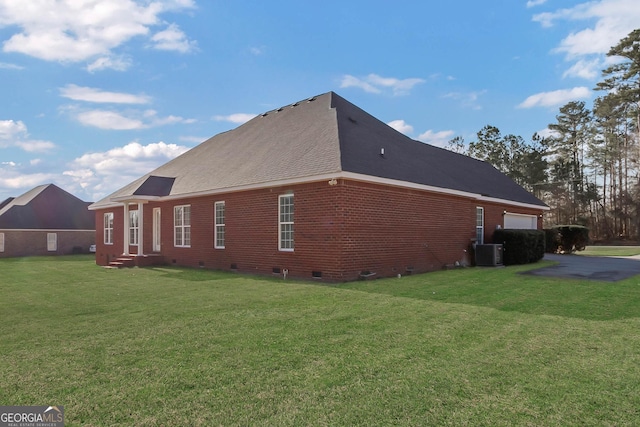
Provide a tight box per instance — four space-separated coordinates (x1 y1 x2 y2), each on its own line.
89 171 549 211
111 195 161 203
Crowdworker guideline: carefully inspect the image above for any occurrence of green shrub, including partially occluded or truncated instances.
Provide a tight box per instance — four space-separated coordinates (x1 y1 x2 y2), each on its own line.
493 229 545 265
544 228 561 253
553 225 589 253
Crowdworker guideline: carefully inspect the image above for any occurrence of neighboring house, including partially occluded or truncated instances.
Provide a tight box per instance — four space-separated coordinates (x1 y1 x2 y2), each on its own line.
89 92 548 281
0 184 95 258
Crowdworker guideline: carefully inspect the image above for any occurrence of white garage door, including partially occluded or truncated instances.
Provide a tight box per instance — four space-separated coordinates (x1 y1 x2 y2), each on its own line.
504 213 537 230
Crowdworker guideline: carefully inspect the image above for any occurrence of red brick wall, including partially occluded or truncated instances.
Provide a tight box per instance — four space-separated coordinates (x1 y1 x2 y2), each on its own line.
93 179 545 281
94 208 126 265
0 230 94 258
482 202 544 242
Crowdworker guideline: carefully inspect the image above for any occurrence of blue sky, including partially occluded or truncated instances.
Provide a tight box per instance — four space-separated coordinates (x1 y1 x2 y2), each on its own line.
0 0 638 202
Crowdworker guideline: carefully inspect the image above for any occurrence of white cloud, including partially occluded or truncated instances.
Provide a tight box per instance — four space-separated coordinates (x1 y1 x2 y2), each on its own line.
60 84 151 104
76 110 146 130
66 140 190 199
340 75 381 94
0 172 56 190
86 55 133 72
0 157 57 197
526 0 547 7
387 120 414 135
0 62 23 70
0 0 195 64
150 112 196 126
0 119 55 152
533 7 585 29
417 130 456 147
82 141 189 168
0 119 27 140
72 108 195 130
533 0 640 58
562 59 602 79
213 113 257 124
15 140 57 152
443 90 486 110
517 87 591 108
536 128 560 139
340 73 425 96
150 23 197 53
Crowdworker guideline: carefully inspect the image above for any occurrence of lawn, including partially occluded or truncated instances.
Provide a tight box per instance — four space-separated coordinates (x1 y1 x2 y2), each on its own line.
578 245 640 257
2 256 640 426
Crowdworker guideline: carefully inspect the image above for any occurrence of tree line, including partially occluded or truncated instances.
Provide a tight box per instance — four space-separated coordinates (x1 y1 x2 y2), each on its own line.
447 29 640 242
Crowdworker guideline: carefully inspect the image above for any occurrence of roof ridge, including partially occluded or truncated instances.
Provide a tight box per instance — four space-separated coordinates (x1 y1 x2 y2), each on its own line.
258 92 331 118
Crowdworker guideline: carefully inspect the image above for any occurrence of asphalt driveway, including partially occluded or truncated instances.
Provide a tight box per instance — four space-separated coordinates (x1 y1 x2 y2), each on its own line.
524 253 640 282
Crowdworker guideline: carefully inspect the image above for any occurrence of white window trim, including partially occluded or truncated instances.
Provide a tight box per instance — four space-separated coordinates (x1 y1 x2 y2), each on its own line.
129 210 139 246
152 207 161 252
214 201 225 249
278 194 294 252
174 205 191 248
104 212 114 245
47 233 57 252
503 212 538 230
476 207 484 245
0 232 4 252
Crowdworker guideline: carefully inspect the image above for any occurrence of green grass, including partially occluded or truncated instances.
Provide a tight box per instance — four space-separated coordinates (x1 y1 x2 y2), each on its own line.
578 245 640 257
2 256 640 426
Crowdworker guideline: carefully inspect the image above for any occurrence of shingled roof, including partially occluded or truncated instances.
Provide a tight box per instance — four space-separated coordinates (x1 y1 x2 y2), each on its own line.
91 92 547 209
0 184 95 230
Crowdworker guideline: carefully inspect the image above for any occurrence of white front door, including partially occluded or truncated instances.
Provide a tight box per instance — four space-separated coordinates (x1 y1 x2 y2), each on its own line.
153 208 161 252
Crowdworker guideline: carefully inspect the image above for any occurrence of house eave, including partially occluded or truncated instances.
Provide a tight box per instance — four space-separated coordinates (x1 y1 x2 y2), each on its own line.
89 171 548 212
111 195 161 203
89 195 160 210
476 195 550 211
0 228 95 232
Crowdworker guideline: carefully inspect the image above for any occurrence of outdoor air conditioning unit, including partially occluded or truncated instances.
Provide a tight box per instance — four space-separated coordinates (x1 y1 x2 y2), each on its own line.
475 244 503 266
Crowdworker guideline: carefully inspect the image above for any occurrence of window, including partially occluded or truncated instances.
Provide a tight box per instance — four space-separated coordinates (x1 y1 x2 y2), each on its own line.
0 233 4 252
47 233 57 251
279 194 294 251
174 205 191 247
476 207 484 245
129 210 139 246
104 212 114 245
214 201 225 249
504 213 538 230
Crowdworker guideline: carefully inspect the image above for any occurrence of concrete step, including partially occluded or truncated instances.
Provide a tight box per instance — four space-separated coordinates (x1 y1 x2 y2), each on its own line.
109 257 135 268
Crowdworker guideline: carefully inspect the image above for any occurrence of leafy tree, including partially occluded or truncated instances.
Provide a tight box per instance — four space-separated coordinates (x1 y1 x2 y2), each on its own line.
519 133 548 197
467 126 547 193
595 29 640 238
468 125 508 173
597 29 640 140
445 136 467 154
547 101 592 224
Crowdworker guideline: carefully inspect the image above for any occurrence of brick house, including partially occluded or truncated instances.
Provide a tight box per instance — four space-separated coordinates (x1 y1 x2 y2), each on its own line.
0 184 95 258
89 92 548 280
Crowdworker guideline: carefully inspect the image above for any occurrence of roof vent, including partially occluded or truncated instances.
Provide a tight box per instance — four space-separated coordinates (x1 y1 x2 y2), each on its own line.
261 112 268 117
348 117 357 124
307 96 316 102
291 102 299 108
276 107 284 112
380 148 385 157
